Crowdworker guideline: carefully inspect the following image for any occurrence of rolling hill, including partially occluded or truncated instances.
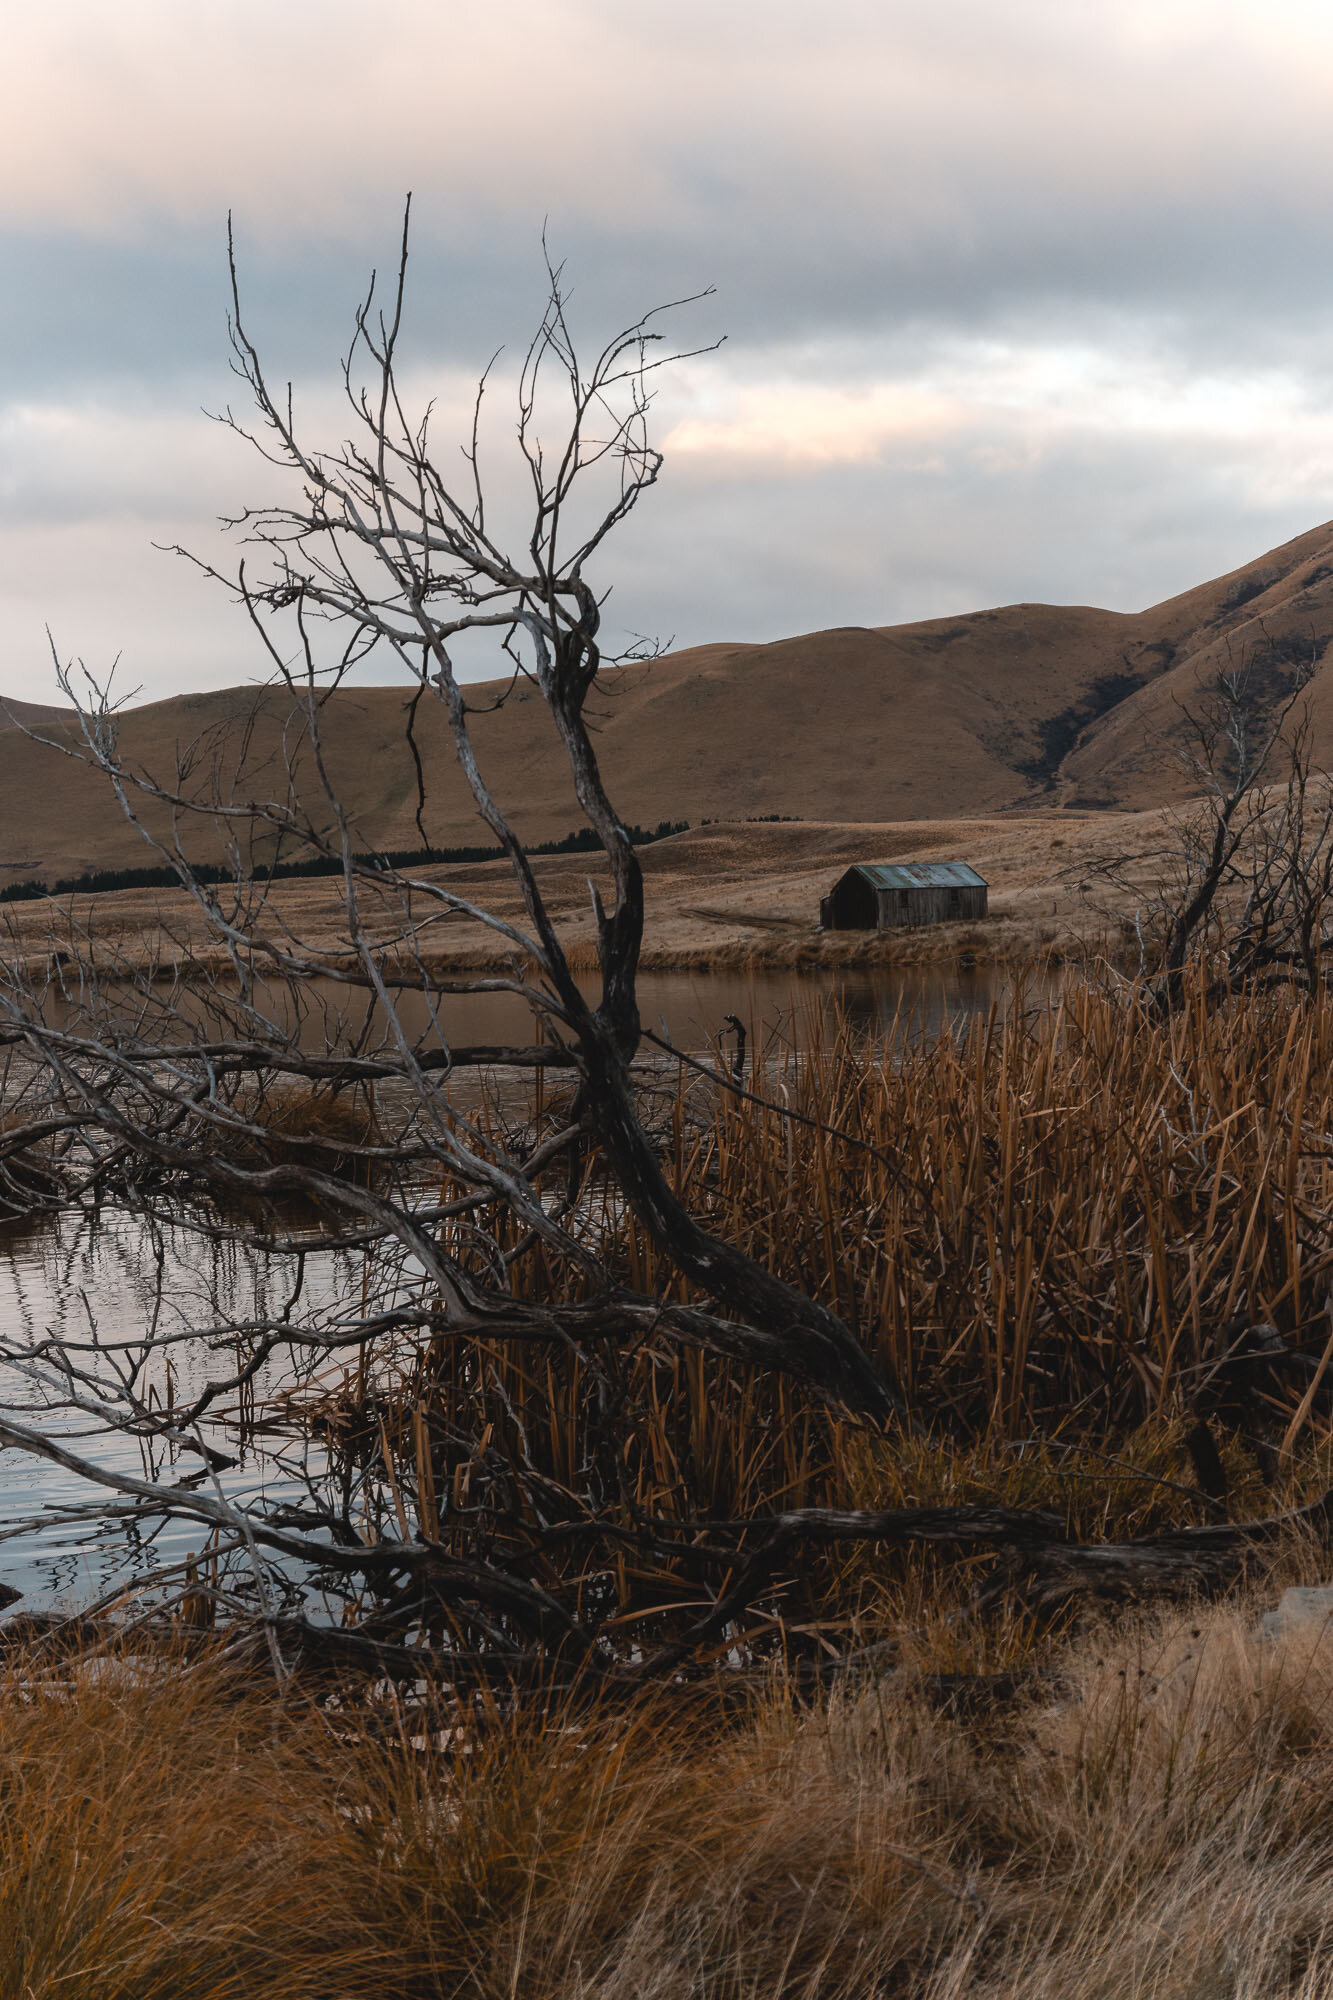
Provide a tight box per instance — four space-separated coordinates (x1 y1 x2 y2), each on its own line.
5 521 1333 887
0 695 81 736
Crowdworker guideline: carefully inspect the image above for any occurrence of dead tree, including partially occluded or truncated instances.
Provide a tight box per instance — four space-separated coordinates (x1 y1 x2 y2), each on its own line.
2 224 1331 1676
0 208 913 1675
1094 643 1333 1008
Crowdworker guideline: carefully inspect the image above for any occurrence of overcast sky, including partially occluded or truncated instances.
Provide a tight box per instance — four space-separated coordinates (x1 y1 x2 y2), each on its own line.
4 0 1333 703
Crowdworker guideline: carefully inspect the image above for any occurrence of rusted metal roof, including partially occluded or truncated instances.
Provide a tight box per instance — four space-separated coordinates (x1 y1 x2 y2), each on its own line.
851 862 988 890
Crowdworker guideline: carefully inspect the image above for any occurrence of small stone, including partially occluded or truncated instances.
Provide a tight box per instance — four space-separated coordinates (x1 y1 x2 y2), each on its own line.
1260 1584 1333 1639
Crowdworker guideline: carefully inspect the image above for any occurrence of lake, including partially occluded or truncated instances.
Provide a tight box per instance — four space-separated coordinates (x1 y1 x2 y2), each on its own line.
0 961 1028 1612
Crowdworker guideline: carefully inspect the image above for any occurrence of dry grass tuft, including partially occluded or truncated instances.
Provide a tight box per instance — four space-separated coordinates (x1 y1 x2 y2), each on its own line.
365 1591 1333 1997
203 1077 386 1180
12 1593 1333 1997
0 1650 387 1999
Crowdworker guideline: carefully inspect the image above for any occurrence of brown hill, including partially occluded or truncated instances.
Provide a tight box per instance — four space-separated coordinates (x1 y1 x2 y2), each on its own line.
4 522 1333 885
1060 520 1333 806
0 696 76 734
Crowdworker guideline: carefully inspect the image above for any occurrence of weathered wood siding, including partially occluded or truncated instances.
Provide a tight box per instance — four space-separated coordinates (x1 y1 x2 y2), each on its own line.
876 883 988 928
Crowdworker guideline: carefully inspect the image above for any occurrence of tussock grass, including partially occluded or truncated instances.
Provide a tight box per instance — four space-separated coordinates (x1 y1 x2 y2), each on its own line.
9 1590 1333 1996
339 1585 1333 1995
0 1651 387 1999
404 1595 1333 1997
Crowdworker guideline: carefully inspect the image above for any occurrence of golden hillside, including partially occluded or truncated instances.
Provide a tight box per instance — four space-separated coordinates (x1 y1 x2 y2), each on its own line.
4 522 1333 886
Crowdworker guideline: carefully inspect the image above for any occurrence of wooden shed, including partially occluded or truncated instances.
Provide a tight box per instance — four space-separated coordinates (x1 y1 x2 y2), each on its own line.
819 861 988 931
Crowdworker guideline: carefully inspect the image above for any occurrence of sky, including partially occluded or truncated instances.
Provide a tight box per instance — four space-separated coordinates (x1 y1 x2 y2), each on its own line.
5 0 1333 702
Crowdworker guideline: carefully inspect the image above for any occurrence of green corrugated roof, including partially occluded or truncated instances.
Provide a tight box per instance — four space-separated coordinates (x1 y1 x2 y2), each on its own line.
852 862 987 891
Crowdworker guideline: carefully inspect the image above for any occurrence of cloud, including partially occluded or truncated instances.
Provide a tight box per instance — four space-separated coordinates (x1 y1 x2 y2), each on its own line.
5 0 1333 339
663 381 965 470
5 329 1333 705
661 337 1333 476
3 1 1333 702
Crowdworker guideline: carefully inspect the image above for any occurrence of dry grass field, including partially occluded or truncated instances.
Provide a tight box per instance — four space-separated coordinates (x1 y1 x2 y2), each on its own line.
0 807 1181 977
5 1544 1333 1997
3 1299 1332 2000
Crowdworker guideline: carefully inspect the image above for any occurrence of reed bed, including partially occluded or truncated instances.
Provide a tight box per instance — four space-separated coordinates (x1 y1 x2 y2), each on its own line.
619 969 1333 1431
319 972 1333 1664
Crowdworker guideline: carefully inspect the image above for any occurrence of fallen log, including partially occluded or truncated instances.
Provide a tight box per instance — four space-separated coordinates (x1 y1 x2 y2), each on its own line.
5 1490 1329 1686
1007 1485 1333 1610
640 1489 1333 1668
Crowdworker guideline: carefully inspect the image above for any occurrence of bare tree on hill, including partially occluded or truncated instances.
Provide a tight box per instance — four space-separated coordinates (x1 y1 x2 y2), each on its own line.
1091 636 1333 1008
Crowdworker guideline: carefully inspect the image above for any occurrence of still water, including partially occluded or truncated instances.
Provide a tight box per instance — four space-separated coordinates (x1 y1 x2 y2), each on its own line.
0 963 1024 1613
209 960 1039 1063
0 1204 367 1611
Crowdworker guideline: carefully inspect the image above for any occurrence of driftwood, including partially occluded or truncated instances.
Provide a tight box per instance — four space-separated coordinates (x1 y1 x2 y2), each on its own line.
7 1486 1327 1688
632 1490 1333 1670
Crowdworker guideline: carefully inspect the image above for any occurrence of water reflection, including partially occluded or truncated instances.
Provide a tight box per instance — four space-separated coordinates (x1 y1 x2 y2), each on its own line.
0 963 1037 1613
35 956 1039 1084
229 962 1035 1058
301 962 1034 1052
0 1205 355 1610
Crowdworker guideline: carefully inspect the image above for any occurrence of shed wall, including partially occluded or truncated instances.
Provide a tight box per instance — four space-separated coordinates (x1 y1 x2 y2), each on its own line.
876 884 987 929
821 870 881 929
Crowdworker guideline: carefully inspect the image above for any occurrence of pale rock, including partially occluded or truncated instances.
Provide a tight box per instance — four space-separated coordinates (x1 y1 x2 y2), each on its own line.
1260 1585 1333 1639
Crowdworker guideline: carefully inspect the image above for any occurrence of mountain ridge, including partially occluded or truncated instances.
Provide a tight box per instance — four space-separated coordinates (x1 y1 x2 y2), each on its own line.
5 521 1333 884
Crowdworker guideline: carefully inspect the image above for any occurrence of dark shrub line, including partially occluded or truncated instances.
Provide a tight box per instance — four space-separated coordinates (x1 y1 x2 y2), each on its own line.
0 820 690 904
